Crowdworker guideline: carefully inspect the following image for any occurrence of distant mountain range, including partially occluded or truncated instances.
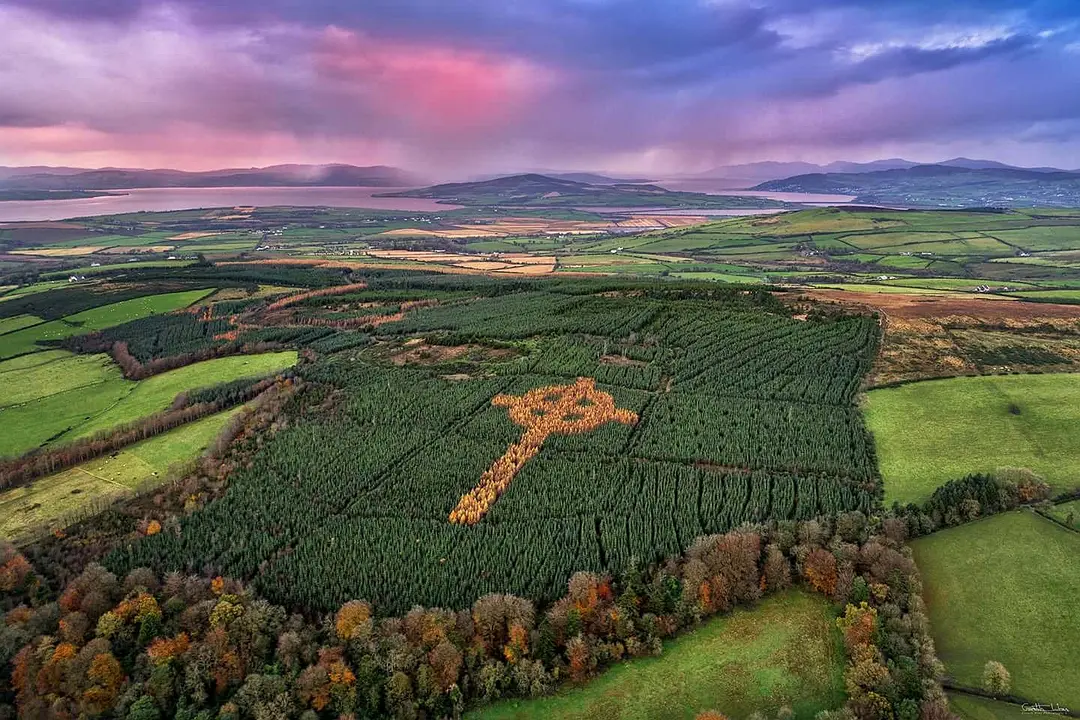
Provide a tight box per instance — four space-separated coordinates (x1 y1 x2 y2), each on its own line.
698 157 1074 183
380 174 791 209
0 164 422 191
753 164 1080 208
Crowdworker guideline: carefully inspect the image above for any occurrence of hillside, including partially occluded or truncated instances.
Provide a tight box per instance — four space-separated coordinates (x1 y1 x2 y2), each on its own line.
0 164 421 191
696 157 1071 183
754 164 1080 208
380 173 791 208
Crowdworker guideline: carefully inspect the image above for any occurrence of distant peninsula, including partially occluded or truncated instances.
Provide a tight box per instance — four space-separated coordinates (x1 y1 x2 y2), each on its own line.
0 189 125 202
379 173 793 209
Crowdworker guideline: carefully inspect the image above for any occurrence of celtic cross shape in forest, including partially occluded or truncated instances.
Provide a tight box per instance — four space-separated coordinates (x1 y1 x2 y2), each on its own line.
449 378 638 525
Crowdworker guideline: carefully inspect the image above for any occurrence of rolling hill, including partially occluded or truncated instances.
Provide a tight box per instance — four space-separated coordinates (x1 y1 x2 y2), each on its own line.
753 164 1080 208
698 158 1071 184
379 174 792 208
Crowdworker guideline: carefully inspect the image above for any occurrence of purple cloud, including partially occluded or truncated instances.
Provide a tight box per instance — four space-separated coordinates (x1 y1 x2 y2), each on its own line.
0 0 1078 174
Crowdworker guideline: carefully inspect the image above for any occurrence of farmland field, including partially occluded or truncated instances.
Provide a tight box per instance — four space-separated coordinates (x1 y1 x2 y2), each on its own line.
0 288 214 358
1043 498 1080 530
864 373 1080 505
0 313 43 334
912 511 1080 708
107 277 882 613
469 591 845 720
0 406 245 540
0 350 297 457
948 693 1031 720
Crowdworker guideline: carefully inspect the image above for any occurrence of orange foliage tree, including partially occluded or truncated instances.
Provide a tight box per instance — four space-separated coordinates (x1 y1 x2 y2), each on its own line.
837 602 878 653
804 548 838 596
335 599 373 641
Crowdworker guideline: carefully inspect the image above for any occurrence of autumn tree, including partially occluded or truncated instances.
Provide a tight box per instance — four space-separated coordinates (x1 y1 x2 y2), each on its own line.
335 600 373 642
566 635 595 682
837 602 877 653
982 661 1011 696
472 594 535 658
804 548 838 596
762 544 792 593
428 641 463 692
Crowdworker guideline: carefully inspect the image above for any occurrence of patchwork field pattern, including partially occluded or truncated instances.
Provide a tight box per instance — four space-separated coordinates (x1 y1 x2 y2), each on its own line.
109 280 881 613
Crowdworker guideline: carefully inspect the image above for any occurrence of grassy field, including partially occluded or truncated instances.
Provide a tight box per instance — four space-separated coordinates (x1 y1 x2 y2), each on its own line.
468 591 845 720
0 281 69 302
1005 289 1080 303
0 350 297 457
1043 498 1080 530
0 314 44 335
0 352 118 407
864 374 1080 505
40 260 196 279
948 693 1031 720
62 351 297 442
817 284 952 296
0 406 244 541
0 289 214 359
912 511 1080 707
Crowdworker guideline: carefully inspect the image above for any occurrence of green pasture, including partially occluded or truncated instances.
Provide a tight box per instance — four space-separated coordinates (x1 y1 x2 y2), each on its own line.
0 406 244 541
468 591 845 720
912 511 1080 708
0 350 297 458
1006 289 1080 303
0 289 213 359
41 260 196 279
948 693 1031 720
989 227 1080 252
865 373 1080 505
0 314 43 335
1043 499 1080 531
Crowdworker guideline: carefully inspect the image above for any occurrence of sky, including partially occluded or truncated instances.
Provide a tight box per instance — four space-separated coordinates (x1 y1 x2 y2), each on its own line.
1 0 1079 178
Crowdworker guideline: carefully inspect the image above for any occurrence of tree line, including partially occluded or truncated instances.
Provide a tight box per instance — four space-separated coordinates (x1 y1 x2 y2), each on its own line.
1 511 950 720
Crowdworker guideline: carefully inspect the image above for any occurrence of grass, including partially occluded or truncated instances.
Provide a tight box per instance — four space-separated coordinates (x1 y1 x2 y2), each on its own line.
882 277 1039 291
61 351 297 443
1043 498 1080 530
670 271 766 283
0 289 215 359
814 284 951 295
0 281 69 302
467 591 846 720
0 352 118 407
65 288 215 329
990 227 1080 252
1006 289 1080 303
842 231 960 250
0 351 297 458
40 260 196 279
864 373 1080 505
0 314 44 335
0 406 244 541
948 693 1031 720
911 511 1080 707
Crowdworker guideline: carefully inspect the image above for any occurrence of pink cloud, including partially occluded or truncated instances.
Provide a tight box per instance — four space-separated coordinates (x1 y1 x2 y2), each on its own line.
313 27 559 135
0 123 404 171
